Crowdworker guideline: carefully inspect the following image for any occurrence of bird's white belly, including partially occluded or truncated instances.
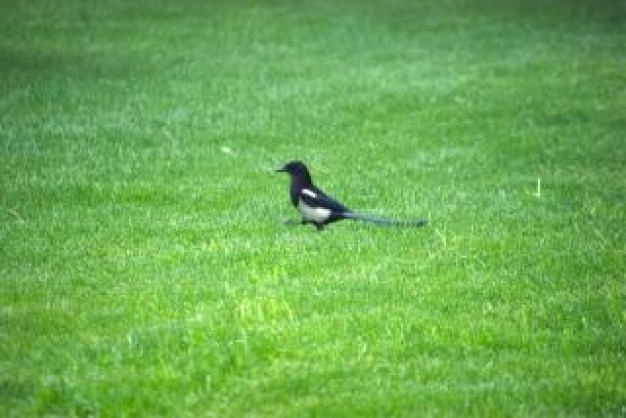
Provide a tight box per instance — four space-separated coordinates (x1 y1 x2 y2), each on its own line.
297 200 331 223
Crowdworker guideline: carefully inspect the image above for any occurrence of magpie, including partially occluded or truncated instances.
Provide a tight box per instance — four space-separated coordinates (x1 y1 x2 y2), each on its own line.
276 160 428 231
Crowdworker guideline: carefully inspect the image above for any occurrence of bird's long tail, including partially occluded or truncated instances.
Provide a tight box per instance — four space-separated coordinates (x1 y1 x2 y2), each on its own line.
342 212 428 227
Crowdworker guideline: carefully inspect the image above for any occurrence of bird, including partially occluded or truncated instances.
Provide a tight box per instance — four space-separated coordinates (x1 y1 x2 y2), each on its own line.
276 160 428 231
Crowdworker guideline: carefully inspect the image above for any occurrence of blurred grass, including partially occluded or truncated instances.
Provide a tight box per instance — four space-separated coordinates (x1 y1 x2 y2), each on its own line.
1 0 625 416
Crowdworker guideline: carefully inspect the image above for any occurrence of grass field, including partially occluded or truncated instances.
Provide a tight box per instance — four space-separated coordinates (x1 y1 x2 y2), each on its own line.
1 0 625 416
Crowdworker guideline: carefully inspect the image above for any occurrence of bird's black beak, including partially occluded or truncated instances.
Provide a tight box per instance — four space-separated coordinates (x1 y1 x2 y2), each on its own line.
276 167 286 173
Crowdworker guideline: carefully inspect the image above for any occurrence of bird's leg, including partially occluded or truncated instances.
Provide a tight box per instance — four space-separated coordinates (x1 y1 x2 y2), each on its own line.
303 219 324 231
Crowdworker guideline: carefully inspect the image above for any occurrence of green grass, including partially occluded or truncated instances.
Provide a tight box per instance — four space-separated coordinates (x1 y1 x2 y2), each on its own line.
1 0 625 416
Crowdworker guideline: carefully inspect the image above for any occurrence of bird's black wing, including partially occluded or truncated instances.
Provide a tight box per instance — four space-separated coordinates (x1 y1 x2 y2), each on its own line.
299 186 349 213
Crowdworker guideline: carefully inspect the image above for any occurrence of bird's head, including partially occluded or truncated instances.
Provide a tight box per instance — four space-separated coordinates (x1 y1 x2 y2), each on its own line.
276 160 312 184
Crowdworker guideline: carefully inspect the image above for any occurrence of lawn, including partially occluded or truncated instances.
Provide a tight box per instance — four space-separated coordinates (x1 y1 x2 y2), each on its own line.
1 0 624 416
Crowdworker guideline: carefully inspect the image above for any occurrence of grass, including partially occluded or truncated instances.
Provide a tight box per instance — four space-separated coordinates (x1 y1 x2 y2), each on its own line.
1 0 625 416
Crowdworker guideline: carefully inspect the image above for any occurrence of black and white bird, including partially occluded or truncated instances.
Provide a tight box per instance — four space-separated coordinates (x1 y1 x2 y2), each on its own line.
276 160 428 231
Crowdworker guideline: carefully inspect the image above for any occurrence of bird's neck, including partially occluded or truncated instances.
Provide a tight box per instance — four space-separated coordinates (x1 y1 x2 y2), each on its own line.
293 172 313 188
